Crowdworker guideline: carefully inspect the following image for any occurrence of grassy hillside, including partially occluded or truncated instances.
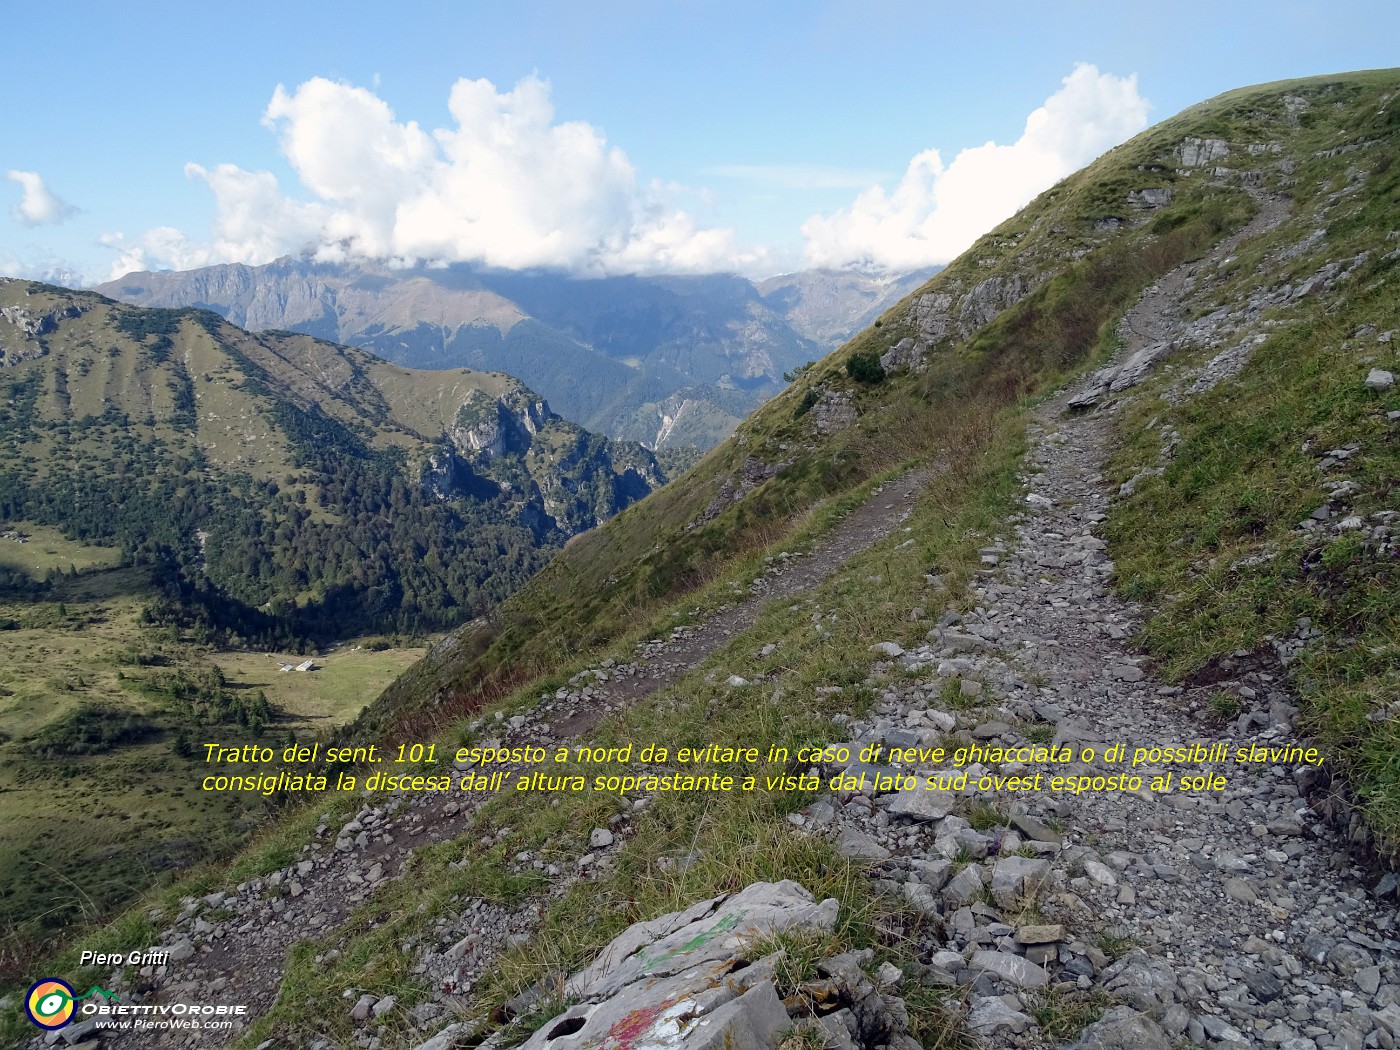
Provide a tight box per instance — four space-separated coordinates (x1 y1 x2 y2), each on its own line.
3 69 1396 1047
0 535 429 973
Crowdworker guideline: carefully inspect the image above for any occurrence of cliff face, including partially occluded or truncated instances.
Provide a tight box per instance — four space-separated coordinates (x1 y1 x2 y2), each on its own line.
446 387 551 461
0 300 83 365
430 384 666 538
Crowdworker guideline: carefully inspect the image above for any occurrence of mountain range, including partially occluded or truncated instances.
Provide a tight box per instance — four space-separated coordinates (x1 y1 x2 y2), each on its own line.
97 264 933 449
0 280 666 641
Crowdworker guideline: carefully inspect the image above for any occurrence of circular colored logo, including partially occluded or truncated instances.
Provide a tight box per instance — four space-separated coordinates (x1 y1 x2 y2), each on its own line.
25 978 75 1030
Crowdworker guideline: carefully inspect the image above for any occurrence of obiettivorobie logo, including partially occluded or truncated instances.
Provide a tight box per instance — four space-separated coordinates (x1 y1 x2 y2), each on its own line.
24 973 250 1033
24 978 120 1030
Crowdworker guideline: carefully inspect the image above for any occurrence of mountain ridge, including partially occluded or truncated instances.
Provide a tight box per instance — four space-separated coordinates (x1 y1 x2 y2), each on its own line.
96 263 934 450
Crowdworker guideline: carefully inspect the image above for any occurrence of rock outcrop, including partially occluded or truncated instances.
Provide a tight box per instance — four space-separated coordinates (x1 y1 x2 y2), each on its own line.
0 293 83 366
457 881 922 1050
427 385 667 538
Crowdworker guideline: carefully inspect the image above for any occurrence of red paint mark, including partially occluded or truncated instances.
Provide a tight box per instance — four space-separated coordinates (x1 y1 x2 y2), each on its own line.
604 997 678 1049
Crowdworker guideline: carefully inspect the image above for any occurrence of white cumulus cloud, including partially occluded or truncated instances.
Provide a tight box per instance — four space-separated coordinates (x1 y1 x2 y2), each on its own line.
111 75 757 278
186 163 331 264
0 249 81 286
100 167 331 281
7 170 77 226
100 228 217 283
801 64 1150 271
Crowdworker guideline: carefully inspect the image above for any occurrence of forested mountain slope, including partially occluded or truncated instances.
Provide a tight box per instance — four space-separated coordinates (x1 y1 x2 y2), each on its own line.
0 284 666 642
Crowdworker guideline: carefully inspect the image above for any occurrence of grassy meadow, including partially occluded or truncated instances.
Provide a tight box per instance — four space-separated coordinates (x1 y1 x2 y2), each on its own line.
0 529 429 975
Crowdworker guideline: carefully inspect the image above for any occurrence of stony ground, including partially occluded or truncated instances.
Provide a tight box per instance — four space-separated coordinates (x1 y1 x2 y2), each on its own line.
41 192 1400 1050
798 386 1400 1049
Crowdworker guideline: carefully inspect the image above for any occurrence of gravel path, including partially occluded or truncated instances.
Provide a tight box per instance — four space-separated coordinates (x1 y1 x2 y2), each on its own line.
791 193 1400 1049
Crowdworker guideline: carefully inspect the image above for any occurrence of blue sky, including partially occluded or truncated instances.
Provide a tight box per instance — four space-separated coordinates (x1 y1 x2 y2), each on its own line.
2 1 1396 284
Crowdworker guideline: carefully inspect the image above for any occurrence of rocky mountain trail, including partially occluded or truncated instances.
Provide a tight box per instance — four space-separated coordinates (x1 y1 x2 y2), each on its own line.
28 78 1400 1050
1067 188 1291 413
795 392 1398 1049
764 190 1400 1049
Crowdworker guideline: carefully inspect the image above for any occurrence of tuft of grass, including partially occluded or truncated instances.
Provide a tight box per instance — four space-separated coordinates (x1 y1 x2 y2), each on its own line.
750 927 848 998
1028 987 1114 1042
1209 691 1244 720
1022 723 1055 744
1096 931 1135 961
966 801 1009 831
901 983 978 1050
939 678 983 712
777 1026 828 1050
